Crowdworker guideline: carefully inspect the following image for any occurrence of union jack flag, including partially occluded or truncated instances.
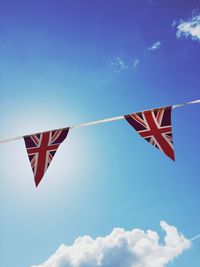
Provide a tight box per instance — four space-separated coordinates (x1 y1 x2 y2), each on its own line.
24 128 69 187
125 107 175 160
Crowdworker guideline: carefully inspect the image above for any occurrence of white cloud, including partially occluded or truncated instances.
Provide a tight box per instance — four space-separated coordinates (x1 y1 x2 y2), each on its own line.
109 57 128 73
133 59 140 68
148 41 161 51
172 20 177 27
176 14 200 41
31 221 191 267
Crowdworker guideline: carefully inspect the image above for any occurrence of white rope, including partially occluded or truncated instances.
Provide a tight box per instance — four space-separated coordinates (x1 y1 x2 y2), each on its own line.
172 99 200 109
70 115 124 129
0 99 199 144
190 234 200 241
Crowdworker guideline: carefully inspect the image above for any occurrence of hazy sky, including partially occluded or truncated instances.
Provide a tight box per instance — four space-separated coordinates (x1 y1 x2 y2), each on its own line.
0 1 200 267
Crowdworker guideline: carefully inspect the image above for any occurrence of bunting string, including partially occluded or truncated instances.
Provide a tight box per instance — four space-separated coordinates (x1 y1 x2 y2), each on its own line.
0 99 199 144
190 234 200 241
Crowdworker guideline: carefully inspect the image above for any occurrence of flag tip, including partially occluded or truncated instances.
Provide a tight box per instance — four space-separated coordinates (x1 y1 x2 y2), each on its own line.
35 179 41 187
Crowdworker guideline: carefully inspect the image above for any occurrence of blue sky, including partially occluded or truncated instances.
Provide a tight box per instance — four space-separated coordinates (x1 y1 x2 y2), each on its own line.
0 1 200 266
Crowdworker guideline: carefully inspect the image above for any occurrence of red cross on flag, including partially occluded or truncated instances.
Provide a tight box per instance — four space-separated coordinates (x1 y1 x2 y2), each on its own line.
125 106 175 160
24 128 69 187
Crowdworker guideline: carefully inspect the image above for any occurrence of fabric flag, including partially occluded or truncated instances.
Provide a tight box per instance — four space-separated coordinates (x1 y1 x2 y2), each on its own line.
24 128 69 187
124 106 175 160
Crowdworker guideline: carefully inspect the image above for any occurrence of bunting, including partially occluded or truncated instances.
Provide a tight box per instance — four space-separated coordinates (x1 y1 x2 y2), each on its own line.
24 128 69 186
124 107 174 160
0 99 199 187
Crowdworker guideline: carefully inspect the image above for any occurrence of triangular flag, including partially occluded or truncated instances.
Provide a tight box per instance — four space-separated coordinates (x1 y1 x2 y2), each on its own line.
24 128 69 187
124 106 175 160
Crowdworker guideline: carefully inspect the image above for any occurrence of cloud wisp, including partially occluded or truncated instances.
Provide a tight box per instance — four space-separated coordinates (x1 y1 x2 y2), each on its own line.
148 41 161 51
133 59 140 68
176 14 200 41
31 221 191 267
109 57 128 73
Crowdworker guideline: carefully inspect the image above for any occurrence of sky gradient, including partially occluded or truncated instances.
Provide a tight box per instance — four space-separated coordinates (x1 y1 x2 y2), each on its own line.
0 1 200 267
